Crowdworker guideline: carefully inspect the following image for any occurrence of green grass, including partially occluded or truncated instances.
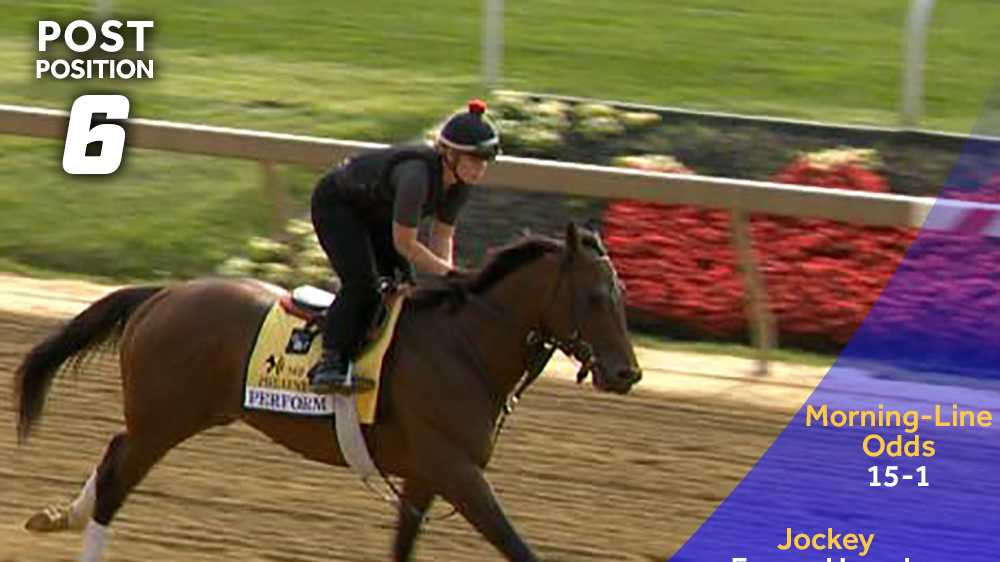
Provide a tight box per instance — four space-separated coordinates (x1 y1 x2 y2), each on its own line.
0 139 277 280
2 1 996 132
0 0 997 283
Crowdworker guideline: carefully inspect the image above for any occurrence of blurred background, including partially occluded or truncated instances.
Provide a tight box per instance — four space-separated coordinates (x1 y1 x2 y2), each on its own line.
0 1 998 353
0 0 1000 272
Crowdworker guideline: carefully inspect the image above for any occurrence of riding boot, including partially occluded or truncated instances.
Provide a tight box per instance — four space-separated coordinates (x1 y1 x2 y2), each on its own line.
308 348 375 395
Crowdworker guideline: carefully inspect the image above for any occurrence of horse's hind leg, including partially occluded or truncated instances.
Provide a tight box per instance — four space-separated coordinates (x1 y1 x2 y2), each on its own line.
80 422 204 562
24 434 123 534
24 463 98 533
25 429 176 559
77 431 164 561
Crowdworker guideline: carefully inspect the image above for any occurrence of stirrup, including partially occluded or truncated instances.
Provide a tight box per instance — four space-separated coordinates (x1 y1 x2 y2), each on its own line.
312 375 375 395
309 361 374 395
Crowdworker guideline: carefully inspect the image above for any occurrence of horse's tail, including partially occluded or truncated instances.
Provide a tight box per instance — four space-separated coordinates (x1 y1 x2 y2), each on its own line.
14 285 165 443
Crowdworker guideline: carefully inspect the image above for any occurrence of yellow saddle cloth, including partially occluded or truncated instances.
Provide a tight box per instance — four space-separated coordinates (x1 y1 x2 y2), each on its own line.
242 293 404 424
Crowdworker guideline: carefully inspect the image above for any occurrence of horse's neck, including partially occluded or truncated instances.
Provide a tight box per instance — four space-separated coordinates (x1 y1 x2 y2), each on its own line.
469 258 554 395
481 257 552 332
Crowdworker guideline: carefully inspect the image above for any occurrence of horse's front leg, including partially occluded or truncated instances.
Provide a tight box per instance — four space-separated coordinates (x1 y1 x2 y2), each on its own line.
393 478 436 562
437 461 539 562
402 414 539 560
393 352 538 560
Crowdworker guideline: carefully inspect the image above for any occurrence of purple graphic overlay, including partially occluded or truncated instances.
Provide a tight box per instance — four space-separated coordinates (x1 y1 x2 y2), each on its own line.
670 88 1000 562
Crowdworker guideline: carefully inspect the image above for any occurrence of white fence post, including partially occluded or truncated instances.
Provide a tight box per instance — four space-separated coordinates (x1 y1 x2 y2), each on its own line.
902 0 935 127
260 161 289 238
730 211 777 376
483 0 504 90
95 0 111 18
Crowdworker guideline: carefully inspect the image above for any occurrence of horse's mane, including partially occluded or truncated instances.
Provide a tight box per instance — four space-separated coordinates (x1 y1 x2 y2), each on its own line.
408 229 607 311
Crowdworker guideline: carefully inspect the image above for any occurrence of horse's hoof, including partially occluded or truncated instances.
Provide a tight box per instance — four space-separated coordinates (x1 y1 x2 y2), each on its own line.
24 505 71 533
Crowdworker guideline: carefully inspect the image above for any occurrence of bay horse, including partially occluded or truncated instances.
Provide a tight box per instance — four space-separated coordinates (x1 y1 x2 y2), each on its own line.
14 223 642 562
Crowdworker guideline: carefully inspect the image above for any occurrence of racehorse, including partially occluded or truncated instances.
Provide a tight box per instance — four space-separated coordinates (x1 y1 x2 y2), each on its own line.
14 223 642 562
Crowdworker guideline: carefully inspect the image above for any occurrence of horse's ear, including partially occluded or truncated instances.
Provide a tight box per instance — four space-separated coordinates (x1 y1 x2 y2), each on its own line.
565 222 581 257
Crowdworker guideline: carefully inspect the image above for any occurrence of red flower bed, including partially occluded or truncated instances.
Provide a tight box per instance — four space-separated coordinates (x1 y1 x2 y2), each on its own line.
770 159 888 193
603 150 917 346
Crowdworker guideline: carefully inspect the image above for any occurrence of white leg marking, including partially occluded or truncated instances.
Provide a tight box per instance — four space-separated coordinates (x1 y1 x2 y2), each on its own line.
69 470 97 531
79 520 107 562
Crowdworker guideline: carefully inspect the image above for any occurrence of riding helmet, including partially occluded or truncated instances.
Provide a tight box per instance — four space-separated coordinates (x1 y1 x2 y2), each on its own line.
438 99 501 161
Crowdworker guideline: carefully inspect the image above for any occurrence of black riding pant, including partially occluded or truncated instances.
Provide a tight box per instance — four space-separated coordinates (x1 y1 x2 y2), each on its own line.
311 186 407 359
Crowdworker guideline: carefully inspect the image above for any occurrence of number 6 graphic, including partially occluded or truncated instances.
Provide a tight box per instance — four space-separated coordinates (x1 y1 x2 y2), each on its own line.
63 95 130 175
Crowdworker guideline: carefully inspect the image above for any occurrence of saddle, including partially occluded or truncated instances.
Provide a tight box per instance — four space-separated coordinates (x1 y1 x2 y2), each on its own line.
283 285 335 319
244 280 407 424
279 279 405 341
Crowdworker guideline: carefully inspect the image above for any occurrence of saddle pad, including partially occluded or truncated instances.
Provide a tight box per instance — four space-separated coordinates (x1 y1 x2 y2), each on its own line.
243 294 405 424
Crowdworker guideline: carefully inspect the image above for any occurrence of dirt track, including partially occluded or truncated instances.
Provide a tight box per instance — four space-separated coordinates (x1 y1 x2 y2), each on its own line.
0 274 825 562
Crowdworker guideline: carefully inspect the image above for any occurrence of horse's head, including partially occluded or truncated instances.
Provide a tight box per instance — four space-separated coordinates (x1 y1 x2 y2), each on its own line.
541 223 642 394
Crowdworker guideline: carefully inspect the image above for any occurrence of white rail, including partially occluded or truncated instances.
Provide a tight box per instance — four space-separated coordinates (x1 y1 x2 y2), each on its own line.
0 104 946 227
3 103 995 374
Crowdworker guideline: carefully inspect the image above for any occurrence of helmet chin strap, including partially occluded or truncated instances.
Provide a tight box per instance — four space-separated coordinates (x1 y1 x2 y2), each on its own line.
443 150 468 185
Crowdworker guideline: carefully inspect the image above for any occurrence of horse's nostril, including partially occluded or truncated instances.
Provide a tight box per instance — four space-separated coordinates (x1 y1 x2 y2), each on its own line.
619 368 641 383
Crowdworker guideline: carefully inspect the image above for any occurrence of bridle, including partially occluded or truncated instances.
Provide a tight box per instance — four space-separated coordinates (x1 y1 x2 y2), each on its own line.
502 253 613 421
523 259 597 377
523 253 633 393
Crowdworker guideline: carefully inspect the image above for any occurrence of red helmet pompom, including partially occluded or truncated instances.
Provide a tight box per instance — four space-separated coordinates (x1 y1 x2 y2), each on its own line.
468 99 487 115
